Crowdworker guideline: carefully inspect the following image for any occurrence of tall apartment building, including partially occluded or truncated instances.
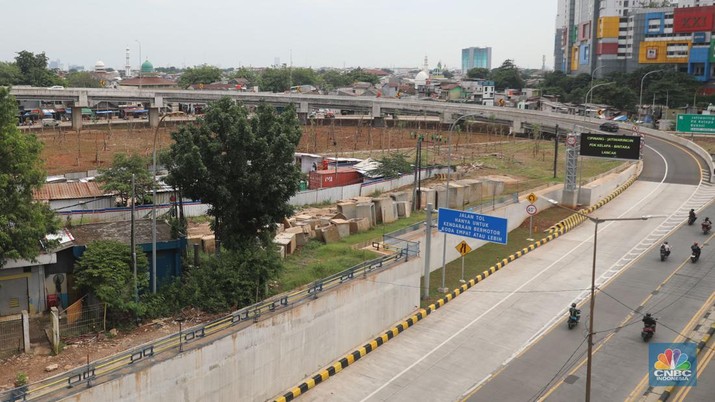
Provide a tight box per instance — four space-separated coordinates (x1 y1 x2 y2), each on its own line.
554 0 715 81
462 47 492 72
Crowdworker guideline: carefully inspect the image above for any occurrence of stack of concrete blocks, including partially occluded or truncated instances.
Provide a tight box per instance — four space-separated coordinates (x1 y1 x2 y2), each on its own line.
455 179 483 205
336 201 357 220
329 218 351 239
417 187 436 210
395 201 412 218
273 232 296 258
483 179 505 198
373 197 398 224
355 202 376 227
283 224 311 247
447 183 465 209
348 218 370 234
434 186 448 209
315 224 341 244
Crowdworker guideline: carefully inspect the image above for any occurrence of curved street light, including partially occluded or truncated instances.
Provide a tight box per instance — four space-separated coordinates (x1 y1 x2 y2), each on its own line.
436 112 486 292
546 198 665 402
639 69 665 121
583 82 615 118
588 65 607 105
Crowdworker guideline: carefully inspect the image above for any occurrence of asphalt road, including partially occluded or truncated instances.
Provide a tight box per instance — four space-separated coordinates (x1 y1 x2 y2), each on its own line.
298 136 713 402
465 138 714 402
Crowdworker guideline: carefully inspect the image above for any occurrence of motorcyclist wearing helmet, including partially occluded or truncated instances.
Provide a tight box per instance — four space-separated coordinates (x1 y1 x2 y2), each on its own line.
692 242 702 259
703 217 712 230
689 209 697 221
660 241 671 256
643 313 656 330
569 303 581 319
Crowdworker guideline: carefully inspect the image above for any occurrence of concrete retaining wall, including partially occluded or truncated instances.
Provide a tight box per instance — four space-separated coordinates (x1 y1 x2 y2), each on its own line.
60 258 420 402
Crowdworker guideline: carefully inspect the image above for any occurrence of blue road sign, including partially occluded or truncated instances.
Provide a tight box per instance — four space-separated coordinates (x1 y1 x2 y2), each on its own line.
437 208 508 244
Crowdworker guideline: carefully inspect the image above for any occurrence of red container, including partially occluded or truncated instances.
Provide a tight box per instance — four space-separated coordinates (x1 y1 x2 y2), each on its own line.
309 168 363 189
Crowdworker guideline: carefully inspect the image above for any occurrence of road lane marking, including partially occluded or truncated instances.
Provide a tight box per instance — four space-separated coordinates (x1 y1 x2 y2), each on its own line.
671 342 715 402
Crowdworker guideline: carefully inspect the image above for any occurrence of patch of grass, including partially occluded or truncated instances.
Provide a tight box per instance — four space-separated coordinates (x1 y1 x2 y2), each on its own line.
419 206 576 308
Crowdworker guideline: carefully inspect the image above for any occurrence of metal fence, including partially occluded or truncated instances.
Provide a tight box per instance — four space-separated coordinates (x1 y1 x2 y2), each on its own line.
0 316 23 356
0 243 416 401
58 299 106 340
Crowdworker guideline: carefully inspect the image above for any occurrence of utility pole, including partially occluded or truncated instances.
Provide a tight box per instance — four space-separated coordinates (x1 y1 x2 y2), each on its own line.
131 174 138 303
553 124 559 179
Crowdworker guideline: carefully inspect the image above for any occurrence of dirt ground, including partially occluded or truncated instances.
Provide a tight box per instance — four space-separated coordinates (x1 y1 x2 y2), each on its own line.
36 120 506 175
0 309 220 392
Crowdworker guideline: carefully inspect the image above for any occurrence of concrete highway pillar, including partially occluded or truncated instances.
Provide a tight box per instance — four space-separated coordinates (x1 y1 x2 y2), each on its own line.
442 111 455 125
149 107 160 128
154 96 164 109
78 91 88 107
371 103 381 118
299 101 310 114
297 112 308 125
512 118 523 134
71 106 83 130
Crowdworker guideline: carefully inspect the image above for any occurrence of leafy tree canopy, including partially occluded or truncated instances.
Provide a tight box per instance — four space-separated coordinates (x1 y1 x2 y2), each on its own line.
167 98 302 248
64 71 101 88
177 65 223 89
490 59 524 91
14 51 62 87
97 153 153 207
260 67 291 92
466 68 490 79
74 240 148 316
347 68 379 85
0 62 20 86
230 67 259 87
374 153 412 179
0 88 60 264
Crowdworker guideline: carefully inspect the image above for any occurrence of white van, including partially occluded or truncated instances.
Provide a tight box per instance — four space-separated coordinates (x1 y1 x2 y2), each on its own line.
42 118 60 127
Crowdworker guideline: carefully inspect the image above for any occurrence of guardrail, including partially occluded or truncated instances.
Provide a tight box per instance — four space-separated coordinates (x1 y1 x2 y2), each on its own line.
1 238 418 401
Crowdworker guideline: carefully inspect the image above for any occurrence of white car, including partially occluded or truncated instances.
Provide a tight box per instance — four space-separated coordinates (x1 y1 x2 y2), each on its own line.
42 118 60 127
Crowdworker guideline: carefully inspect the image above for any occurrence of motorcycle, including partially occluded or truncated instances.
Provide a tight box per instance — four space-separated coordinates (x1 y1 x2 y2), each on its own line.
642 324 656 342
703 222 712 235
660 246 670 261
567 310 581 329
691 252 700 263
688 215 697 225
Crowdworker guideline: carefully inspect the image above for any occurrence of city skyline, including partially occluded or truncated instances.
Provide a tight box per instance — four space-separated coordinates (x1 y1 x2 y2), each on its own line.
0 0 557 72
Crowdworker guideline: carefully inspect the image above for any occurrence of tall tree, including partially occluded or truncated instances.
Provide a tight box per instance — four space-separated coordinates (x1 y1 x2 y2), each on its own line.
347 68 379 85
97 153 153 206
177 65 223 88
14 51 61 87
0 62 20 86
260 67 291 92
0 87 60 264
490 59 524 91
230 67 259 87
167 98 302 248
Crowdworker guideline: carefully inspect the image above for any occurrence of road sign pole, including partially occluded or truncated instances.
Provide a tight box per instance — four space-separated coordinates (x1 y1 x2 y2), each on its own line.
423 203 433 299
528 215 533 241
460 256 465 284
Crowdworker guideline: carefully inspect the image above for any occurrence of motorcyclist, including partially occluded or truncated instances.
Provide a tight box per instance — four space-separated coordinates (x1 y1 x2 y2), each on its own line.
689 209 697 224
642 313 657 331
569 303 581 320
691 242 702 259
703 217 712 231
660 241 671 256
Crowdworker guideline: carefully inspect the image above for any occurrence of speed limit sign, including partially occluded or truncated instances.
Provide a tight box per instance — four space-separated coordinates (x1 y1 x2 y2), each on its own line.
566 135 577 147
526 204 537 215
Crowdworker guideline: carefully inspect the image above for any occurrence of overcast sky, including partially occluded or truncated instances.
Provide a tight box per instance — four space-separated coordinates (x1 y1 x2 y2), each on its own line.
1 0 558 71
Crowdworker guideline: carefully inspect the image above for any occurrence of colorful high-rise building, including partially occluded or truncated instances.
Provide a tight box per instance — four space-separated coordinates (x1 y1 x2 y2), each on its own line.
554 0 715 81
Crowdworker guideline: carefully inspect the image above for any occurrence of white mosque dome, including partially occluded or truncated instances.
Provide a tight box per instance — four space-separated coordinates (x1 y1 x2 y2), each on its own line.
414 70 429 86
95 60 106 72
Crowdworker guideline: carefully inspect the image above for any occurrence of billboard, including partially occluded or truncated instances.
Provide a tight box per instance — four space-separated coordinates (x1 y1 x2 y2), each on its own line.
579 133 641 160
676 114 715 134
673 6 715 33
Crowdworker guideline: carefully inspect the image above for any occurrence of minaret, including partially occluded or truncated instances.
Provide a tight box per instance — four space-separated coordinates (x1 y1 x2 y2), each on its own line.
542 55 546 71
125 47 131 77
423 56 429 72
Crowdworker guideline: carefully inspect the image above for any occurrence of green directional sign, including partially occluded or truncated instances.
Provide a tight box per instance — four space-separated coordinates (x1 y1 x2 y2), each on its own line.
676 114 715 134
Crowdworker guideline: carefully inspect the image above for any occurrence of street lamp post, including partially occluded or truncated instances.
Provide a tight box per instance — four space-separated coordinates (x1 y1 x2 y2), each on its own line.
135 40 142 91
584 82 615 118
588 65 607 105
639 69 665 122
546 199 663 402
437 112 485 292
151 112 174 293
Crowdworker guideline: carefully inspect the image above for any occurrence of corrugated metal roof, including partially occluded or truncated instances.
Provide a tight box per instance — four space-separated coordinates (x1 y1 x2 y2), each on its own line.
33 182 107 201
